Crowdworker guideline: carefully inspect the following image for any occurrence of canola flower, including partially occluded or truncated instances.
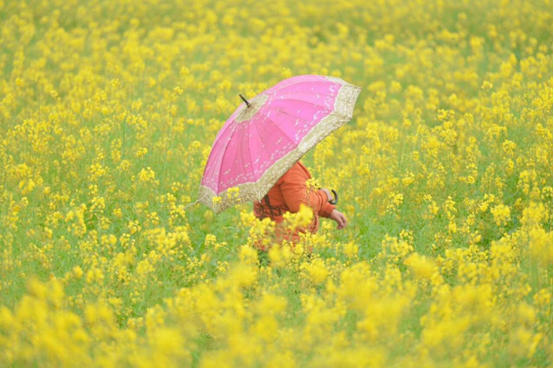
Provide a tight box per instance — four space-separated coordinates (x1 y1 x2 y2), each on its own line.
0 0 552 366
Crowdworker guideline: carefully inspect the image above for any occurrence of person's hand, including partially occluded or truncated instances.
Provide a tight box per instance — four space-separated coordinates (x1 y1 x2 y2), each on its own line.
321 188 333 202
330 209 347 230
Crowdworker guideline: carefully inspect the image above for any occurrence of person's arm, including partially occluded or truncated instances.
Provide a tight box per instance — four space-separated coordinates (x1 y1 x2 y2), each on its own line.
318 189 336 218
280 164 347 229
279 166 334 215
318 189 348 229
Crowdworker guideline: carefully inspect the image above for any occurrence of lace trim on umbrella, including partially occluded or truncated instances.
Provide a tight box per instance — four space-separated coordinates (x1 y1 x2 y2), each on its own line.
198 80 362 213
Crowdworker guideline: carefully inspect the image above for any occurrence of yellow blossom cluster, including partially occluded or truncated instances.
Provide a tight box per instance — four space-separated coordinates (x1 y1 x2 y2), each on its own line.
0 0 552 366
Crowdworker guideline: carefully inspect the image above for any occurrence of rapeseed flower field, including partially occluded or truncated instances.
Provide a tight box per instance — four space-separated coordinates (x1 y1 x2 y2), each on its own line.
0 0 552 366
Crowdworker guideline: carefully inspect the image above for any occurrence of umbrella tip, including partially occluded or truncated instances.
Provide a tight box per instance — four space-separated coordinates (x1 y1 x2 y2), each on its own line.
239 94 251 107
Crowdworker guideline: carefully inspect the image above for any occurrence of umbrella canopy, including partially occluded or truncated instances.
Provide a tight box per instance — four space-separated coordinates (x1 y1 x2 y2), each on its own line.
199 75 362 213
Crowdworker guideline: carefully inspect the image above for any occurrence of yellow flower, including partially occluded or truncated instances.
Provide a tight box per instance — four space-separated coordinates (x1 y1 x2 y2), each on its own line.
404 253 436 280
138 167 156 183
302 258 329 285
491 204 510 227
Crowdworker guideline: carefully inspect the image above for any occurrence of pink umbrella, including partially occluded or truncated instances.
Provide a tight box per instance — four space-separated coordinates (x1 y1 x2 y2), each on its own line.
199 75 362 213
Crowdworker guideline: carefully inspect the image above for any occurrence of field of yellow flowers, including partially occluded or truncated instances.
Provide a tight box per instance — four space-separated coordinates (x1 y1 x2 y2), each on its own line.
0 0 552 366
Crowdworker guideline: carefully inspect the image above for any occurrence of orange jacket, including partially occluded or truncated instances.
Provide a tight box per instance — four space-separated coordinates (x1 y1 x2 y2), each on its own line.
253 161 335 249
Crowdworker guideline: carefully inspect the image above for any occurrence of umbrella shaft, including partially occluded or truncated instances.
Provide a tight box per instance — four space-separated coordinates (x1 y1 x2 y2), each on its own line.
239 94 251 107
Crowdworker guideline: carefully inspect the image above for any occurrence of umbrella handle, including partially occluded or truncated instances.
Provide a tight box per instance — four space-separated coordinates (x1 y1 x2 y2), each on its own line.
330 189 338 205
318 188 339 205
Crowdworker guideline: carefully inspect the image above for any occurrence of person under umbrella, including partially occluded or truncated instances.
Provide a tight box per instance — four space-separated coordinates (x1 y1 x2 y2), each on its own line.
252 159 347 251
198 75 361 258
